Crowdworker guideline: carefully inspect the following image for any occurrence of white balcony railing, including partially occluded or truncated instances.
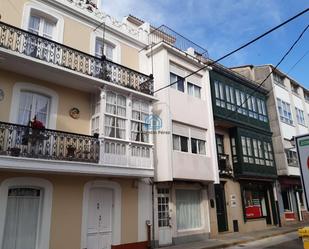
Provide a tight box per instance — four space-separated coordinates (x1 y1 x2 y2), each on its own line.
100 138 153 169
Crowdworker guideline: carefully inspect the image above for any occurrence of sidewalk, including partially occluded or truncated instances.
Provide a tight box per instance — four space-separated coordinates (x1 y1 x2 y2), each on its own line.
160 222 309 249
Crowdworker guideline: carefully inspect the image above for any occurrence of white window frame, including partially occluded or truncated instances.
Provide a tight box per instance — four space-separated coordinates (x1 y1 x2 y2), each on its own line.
0 177 53 249
22 2 64 42
9 83 59 129
90 32 121 63
296 107 305 126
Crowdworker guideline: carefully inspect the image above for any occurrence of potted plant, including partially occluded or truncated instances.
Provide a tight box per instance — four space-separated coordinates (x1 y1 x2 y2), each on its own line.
23 116 49 145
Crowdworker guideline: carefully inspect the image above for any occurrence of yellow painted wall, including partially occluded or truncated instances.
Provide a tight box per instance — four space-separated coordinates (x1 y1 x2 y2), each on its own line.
0 171 139 248
0 0 27 27
0 69 91 134
120 42 139 71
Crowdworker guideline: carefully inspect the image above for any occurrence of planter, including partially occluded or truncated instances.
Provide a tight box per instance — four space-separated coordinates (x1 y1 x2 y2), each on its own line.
67 146 76 158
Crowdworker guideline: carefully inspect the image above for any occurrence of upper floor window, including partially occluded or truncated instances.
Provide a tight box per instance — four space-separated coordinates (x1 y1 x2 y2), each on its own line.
277 98 293 125
291 83 299 95
191 138 206 155
95 38 115 61
241 135 274 166
216 134 224 155
305 92 309 102
170 73 185 92
131 99 149 143
213 79 268 123
28 15 56 39
187 82 201 98
18 91 50 127
285 149 298 167
273 73 284 86
295 107 305 126
105 92 126 139
173 134 188 152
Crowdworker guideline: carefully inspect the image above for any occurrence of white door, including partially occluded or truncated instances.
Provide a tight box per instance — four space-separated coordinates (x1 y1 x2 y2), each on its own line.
157 188 172 246
87 188 113 249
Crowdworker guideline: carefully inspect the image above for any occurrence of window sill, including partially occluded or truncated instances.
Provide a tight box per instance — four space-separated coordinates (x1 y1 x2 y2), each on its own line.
274 82 286 89
280 119 295 127
103 136 153 146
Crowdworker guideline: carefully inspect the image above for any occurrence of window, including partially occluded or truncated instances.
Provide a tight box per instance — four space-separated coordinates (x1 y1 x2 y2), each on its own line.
281 189 292 211
277 98 293 125
273 73 284 86
216 134 224 155
28 15 55 39
105 92 126 139
0 178 52 249
173 135 188 152
187 82 201 98
241 136 274 166
244 188 267 219
157 188 170 227
18 91 50 126
214 80 225 108
131 145 150 158
225 85 236 111
170 73 184 92
296 107 305 126
285 149 298 167
2 188 41 249
231 137 238 163
305 93 309 102
191 138 206 155
291 83 299 95
91 93 100 135
176 189 202 230
104 141 126 155
95 38 114 61
131 99 149 143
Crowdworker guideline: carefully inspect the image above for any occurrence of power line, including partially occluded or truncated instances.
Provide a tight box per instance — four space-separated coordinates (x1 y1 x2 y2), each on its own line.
153 8 309 94
224 24 309 120
286 49 309 75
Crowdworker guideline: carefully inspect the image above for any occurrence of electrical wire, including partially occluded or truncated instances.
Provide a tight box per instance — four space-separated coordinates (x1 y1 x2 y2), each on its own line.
286 49 309 75
224 24 309 120
153 8 309 94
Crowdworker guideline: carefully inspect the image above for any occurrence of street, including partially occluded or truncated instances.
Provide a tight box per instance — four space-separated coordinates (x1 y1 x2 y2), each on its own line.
227 232 302 249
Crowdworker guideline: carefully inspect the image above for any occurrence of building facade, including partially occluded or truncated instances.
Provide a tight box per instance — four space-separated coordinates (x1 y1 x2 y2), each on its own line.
0 1 156 249
232 65 309 225
126 17 219 246
209 64 279 235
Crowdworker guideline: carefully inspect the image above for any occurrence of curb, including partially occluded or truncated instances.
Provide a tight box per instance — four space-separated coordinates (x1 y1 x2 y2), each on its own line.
201 228 299 249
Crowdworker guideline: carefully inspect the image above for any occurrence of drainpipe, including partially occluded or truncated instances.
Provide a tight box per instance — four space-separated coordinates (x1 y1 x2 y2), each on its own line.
151 181 155 249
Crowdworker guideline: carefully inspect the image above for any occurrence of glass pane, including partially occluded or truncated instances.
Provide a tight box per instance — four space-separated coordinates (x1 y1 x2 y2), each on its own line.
173 135 180 150
180 136 188 152
43 20 54 39
191 138 197 154
28 15 40 34
95 38 103 57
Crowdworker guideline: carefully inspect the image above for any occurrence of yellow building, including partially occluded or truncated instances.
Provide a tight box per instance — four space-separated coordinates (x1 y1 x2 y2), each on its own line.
0 1 155 249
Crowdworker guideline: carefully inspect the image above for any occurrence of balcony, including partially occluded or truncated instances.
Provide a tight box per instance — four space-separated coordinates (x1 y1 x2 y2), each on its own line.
0 21 153 95
218 154 233 177
0 121 100 163
101 138 153 169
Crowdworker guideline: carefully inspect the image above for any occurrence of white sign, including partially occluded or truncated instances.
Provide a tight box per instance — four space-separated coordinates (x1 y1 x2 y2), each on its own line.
295 134 309 210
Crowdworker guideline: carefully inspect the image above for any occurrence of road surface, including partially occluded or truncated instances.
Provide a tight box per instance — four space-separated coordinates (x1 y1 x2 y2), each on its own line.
227 232 302 249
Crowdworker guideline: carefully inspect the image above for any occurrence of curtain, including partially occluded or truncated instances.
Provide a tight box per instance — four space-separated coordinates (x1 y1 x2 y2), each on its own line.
43 20 54 39
176 190 202 230
104 116 114 137
131 121 139 141
198 140 206 154
28 16 40 34
2 188 41 249
116 118 125 139
18 92 33 125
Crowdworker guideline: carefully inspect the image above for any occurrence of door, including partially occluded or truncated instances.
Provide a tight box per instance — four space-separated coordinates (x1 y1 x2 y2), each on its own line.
215 183 228 232
87 188 113 249
157 188 172 246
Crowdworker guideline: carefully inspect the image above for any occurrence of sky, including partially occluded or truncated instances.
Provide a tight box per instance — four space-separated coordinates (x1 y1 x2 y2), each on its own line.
101 0 309 87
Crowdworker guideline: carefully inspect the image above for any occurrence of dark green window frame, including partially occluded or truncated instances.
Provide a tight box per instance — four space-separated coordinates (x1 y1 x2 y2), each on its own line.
213 79 268 123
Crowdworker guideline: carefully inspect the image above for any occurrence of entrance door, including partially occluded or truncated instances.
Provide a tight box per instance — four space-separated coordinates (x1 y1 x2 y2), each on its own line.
157 188 172 246
215 183 228 232
87 188 113 249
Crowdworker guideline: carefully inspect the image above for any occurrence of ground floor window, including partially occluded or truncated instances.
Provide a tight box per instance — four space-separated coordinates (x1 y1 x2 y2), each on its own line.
281 189 292 211
2 188 42 249
176 189 202 230
243 188 267 219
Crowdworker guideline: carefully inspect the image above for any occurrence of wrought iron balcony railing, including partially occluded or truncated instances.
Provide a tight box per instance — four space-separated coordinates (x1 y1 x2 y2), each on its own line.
0 21 153 95
218 153 233 177
0 121 100 163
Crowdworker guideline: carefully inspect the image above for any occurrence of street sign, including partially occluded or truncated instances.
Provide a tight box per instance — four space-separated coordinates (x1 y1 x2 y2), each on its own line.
295 134 309 210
